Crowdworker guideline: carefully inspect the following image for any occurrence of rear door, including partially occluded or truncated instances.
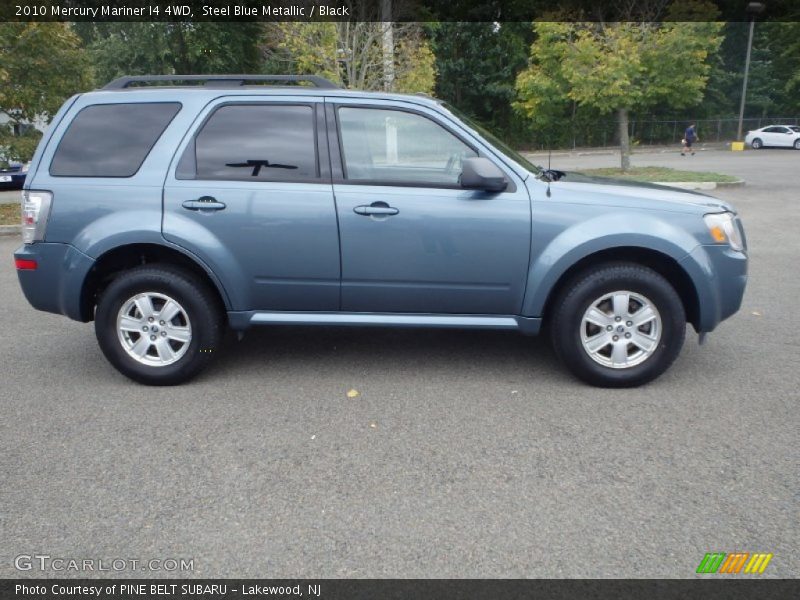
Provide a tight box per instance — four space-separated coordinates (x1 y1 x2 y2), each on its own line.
163 96 340 311
328 99 531 315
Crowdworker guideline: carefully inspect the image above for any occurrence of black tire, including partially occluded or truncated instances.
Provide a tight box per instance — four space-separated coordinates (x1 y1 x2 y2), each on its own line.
95 264 224 385
550 263 686 387
794 139 800 150
751 138 762 149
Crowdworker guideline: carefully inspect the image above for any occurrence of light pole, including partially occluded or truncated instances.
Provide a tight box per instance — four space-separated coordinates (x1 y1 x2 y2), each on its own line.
737 2 766 141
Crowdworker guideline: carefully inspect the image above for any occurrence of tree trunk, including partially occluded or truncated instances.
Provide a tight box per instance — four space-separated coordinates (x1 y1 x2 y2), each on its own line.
618 107 631 171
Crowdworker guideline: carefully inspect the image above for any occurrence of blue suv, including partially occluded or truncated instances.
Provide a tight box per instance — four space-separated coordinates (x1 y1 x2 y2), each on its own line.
14 75 748 387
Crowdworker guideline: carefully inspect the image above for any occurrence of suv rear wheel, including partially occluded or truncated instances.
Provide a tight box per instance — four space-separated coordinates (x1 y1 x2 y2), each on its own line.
95 265 224 385
550 263 686 387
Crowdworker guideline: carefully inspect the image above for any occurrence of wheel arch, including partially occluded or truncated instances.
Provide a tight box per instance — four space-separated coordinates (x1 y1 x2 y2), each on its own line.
79 243 231 322
539 247 701 332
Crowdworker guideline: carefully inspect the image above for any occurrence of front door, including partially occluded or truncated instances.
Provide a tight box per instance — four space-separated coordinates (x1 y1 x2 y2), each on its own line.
163 98 340 311
330 102 531 315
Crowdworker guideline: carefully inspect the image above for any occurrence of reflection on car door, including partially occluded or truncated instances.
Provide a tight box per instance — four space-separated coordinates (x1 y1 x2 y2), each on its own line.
329 101 531 315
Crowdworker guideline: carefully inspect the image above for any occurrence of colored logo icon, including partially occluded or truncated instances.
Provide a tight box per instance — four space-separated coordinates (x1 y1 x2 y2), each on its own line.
696 552 773 574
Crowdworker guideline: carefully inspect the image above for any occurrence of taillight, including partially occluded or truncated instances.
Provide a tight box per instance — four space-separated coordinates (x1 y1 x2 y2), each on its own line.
15 258 37 270
21 190 52 244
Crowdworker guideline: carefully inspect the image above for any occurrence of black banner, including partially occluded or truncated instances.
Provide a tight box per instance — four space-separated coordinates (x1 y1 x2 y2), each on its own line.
2 579 799 600
1 0 798 22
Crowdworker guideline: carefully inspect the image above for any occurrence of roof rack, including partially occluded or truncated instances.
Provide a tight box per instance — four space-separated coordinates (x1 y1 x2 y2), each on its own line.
103 74 341 90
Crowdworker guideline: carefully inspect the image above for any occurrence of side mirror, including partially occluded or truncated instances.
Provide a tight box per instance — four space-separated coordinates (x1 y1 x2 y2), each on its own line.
460 157 508 192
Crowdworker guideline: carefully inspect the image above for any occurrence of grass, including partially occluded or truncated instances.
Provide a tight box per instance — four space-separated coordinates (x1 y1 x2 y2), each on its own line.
577 166 739 183
0 202 19 226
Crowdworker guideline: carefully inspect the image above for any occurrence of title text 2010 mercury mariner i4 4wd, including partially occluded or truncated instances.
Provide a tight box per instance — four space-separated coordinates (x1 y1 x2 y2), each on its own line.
14 75 748 387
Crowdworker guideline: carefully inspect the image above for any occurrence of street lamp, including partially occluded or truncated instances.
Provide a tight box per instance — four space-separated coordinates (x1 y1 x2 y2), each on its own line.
737 2 766 141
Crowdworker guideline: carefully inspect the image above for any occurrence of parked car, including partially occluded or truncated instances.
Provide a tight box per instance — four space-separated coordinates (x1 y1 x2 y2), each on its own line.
744 125 800 149
0 160 27 189
14 75 748 387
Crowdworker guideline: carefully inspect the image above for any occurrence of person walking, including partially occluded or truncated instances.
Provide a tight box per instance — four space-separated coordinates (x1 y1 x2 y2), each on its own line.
682 123 698 156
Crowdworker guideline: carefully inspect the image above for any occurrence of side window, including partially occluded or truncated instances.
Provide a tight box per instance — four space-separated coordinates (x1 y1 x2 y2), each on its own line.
337 107 478 186
763 127 780 133
186 104 318 181
50 103 181 177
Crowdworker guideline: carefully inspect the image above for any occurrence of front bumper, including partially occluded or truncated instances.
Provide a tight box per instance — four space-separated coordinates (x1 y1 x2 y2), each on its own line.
14 242 96 321
680 244 748 332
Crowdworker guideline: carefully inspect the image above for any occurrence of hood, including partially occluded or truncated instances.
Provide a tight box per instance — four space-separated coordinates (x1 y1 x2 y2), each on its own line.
542 171 735 214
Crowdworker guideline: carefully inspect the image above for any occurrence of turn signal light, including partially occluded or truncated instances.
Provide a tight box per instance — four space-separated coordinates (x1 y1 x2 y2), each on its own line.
709 226 727 243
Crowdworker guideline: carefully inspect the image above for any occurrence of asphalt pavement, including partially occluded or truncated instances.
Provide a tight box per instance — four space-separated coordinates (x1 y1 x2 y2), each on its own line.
0 148 797 578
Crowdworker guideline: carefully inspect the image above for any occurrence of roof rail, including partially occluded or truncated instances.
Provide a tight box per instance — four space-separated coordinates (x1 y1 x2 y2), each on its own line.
103 74 341 90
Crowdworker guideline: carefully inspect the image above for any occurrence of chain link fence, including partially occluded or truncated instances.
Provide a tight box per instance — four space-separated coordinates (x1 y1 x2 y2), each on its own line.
544 116 800 149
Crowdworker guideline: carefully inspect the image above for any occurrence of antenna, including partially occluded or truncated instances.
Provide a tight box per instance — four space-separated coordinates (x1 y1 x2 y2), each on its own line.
546 148 552 198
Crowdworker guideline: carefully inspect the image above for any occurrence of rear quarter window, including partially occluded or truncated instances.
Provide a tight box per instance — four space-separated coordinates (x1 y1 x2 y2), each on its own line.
49 102 181 177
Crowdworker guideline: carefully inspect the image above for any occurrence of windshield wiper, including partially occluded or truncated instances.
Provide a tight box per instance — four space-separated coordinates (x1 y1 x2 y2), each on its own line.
537 167 566 182
226 159 298 177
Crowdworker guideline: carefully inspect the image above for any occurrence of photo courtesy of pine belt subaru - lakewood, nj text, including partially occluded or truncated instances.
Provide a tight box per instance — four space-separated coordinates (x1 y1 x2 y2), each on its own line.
14 75 748 387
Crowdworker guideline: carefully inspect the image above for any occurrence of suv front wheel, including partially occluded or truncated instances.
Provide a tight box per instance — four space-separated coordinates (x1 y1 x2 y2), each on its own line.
550 263 686 387
95 265 224 385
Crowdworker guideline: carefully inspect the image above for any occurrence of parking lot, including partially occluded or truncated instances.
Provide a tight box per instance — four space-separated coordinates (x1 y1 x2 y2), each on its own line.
0 148 797 578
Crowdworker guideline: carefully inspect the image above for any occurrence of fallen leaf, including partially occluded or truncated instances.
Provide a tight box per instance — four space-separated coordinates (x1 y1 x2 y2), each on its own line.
347 389 360 398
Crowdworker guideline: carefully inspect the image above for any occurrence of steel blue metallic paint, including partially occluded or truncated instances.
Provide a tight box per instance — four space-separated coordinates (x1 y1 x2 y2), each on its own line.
679 244 748 331
14 84 747 344
14 242 94 321
521 177 744 332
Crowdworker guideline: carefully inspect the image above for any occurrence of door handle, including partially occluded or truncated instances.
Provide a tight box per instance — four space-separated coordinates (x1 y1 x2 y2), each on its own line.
353 202 399 217
182 197 226 211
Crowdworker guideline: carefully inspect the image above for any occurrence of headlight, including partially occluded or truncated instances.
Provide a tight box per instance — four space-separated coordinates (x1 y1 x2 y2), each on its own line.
703 212 744 252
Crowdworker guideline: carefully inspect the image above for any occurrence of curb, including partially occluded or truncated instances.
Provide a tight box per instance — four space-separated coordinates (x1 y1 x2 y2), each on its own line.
714 179 746 188
523 144 729 159
0 225 20 236
652 179 745 191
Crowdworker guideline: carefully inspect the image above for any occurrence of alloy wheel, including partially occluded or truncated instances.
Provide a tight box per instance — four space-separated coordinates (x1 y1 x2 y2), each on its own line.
580 291 662 369
116 292 192 366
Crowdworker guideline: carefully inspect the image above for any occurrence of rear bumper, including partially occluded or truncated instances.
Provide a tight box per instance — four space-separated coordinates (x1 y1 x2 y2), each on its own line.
14 242 95 321
680 244 748 333
0 177 24 189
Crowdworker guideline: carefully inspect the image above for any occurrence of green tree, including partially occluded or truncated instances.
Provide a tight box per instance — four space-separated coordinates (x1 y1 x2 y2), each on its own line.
516 3 723 168
753 22 800 115
429 22 532 143
699 20 800 123
263 21 436 93
75 23 263 84
0 23 92 161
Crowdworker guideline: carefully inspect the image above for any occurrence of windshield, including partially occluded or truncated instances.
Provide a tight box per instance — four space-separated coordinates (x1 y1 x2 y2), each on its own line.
440 102 542 175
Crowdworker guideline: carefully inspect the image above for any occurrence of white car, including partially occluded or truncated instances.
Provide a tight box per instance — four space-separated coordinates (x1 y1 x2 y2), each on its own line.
745 125 800 149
